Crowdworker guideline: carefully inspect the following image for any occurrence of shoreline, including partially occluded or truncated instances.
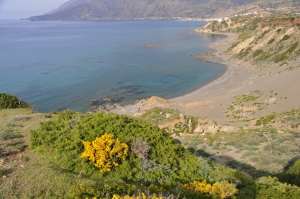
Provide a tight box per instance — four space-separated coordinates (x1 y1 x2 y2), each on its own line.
169 32 248 103
110 32 252 118
167 32 253 122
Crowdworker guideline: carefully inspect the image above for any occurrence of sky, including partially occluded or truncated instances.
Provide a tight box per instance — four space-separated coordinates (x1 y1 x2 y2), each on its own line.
0 0 69 19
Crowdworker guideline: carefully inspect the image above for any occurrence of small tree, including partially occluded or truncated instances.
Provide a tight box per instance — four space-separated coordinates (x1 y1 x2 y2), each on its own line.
81 134 128 173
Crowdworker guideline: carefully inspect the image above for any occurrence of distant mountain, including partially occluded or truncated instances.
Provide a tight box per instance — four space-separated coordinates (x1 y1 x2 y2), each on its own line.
28 0 256 21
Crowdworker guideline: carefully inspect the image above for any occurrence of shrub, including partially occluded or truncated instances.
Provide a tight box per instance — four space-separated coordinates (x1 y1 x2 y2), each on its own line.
181 180 212 194
274 52 289 63
0 93 30 109
287 42 299 53
255 114 276 126
256 176 300 199
276 28 282 33
0 131 22 140
281 35 290 42
267 38 275 44
260 53 271 60
181 180 238 199
253 50 263 58
112 193 162 199
131 138 150 159
211 181 238 199
30 110 208 184
81 134 129 173
280 159 300 186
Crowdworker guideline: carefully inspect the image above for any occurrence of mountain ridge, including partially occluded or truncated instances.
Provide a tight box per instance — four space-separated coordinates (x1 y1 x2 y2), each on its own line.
29 0 256 21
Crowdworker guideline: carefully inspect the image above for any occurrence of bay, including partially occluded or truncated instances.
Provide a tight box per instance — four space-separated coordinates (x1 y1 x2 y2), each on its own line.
0 20 225 112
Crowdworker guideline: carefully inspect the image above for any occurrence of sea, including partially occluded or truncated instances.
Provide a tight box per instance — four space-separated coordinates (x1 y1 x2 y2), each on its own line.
0 20 226 112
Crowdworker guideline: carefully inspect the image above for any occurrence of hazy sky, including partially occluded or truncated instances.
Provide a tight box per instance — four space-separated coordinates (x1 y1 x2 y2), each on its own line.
0 0 68 19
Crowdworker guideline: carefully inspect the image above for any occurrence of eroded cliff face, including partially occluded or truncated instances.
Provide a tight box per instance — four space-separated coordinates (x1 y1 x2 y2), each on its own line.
196 16 300 73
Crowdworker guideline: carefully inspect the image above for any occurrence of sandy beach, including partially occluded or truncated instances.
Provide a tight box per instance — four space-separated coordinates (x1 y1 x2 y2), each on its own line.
111 31 300 125
168 32 300 124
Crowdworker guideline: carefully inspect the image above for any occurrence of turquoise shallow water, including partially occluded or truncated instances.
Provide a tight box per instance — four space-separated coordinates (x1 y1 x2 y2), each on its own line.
0 20 225 112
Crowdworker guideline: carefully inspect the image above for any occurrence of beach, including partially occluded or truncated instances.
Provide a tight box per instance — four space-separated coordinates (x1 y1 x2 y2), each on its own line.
112 30 300 125
168 32 300 124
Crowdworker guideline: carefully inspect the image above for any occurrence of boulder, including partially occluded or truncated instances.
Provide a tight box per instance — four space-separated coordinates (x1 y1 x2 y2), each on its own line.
194 125 204 134
180 114 185 120
220 126 236 132
166 113 172 119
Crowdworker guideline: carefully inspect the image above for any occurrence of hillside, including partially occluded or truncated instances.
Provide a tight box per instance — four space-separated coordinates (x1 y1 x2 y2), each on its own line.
196 16 300 74
28 0 256 21
1 91 300 198
28 0 300 21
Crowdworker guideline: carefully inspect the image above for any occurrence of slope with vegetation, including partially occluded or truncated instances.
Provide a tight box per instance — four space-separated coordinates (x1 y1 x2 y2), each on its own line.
28 0 256 21
196 16 300 74
1 93 300 198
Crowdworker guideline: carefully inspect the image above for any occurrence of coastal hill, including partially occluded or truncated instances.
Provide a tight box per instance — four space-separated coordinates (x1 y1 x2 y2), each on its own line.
197 16 300 73
28 0 256 21
28 0 300 21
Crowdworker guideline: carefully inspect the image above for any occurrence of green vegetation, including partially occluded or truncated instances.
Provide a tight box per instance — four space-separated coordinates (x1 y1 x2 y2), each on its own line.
274 52 289 63
279 158 300 186
30 110 209 185
141 107 180 126
0 93 31 109
255 114 276 126
281 34 291 42
1 73 300 198
260 53 272 61
267 38 275 44
256 176 300 199
287 42 299 53
276 28 282 33
238 31 250 40
253 49 263 58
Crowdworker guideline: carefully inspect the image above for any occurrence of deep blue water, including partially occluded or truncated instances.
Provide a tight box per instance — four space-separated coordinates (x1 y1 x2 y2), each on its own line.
0 20 225 112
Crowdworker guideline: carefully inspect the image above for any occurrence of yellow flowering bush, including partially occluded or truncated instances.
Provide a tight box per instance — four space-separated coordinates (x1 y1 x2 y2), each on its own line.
181 180 212 194
112 193 162 199
83 194 163 199
81 133 129 173
211 181 239 199
182 180 238 199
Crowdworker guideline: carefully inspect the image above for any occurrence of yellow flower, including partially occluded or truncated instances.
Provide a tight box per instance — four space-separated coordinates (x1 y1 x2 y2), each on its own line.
81 134 128 173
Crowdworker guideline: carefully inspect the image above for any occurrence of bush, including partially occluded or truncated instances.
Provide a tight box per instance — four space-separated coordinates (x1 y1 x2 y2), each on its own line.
280 159 300 186
0 93 30 109
30 110 209 184
267 38 275 44
181 180 238 199
81 134 129 173
256 176 300 199
211 181 238 199
287 42 299 53
281 35 290 42
274 52 289 63
253 50 263 58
